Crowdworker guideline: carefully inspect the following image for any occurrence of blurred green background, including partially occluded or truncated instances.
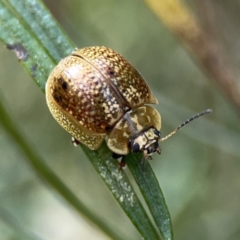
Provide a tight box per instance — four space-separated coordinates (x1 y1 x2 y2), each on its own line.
0 0 240 239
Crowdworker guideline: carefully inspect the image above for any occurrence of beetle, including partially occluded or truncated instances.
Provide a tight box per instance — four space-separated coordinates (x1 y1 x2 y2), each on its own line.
46 46 211 165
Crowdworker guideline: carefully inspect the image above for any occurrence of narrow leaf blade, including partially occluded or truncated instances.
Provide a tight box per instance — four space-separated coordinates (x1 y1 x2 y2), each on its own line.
127 153 174 240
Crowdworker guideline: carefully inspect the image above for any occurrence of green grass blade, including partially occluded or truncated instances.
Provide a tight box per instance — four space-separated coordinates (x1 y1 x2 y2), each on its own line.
82 143 160 240
127 153 174 240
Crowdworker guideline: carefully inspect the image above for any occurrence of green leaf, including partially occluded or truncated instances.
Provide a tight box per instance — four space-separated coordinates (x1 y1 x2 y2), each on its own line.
127 153 173 240
0 0 173 239
82 143 160 240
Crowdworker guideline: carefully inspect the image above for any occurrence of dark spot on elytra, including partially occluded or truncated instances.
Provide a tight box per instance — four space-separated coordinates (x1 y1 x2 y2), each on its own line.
62 81 68 90
6 43 29 61
53 89 62 103
109 70 115 75
54 94 62 103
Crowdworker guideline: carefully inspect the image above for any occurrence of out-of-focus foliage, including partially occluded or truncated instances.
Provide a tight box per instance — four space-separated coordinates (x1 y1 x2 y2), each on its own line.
0 0 239 240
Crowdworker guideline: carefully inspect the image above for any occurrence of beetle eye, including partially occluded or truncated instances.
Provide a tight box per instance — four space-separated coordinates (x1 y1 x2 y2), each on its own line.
133 143 140 153
154 129 161 137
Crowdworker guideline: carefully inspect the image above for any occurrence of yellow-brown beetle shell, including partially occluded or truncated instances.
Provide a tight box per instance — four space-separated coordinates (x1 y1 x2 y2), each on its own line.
46 46 158 150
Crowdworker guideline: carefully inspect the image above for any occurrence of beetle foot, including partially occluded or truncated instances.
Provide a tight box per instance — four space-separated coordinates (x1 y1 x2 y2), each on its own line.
112 153 126 169
157 146 162 155
71 137 80 147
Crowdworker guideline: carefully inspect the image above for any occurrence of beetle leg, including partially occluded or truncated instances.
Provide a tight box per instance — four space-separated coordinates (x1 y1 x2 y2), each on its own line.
157 146 162 155
141 154 154 170
112 153 126 169
71 136 80 147
119 156 126 169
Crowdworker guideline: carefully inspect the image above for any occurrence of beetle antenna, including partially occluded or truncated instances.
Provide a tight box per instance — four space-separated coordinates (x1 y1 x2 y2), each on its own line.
160 109 212 142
